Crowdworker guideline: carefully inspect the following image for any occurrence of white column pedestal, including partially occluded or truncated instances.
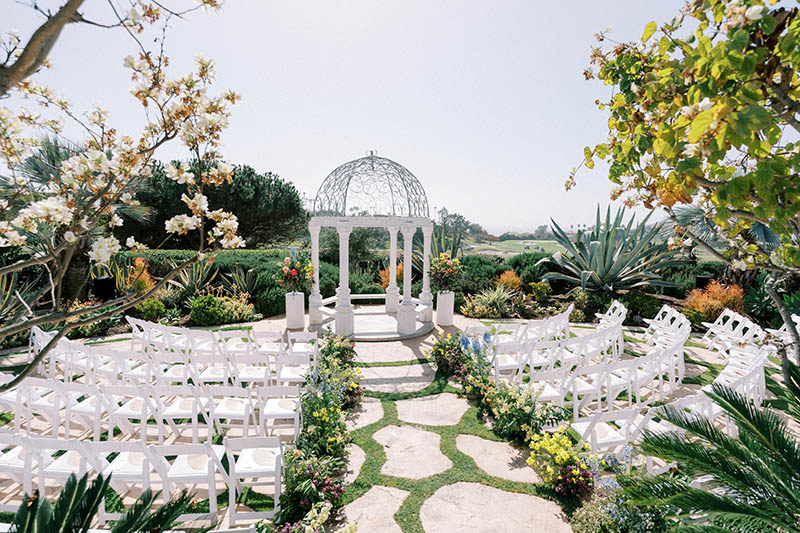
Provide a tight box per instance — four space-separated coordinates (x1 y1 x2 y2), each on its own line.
397 302 417 335
435 291 455 327
335 298 355 336
385 286 400 313
285 292 305 329
309 293 322 325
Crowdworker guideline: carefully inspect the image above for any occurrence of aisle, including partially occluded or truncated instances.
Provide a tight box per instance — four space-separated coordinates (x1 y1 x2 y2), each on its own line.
339 332 573 533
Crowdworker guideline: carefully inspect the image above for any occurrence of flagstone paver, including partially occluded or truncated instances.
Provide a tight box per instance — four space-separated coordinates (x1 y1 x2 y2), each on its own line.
342 485 409 533
359 364 436 393
420 482 571 532
455 434 539 483
344 444 365 485
373 425 452 479
346 397 384 431
395 393 470 426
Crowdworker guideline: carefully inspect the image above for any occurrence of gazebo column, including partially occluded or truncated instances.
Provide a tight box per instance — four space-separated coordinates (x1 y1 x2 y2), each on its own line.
385 226 400 313
309 224 322 326
420 225 433 322
335 224 354 336
397 225 417 335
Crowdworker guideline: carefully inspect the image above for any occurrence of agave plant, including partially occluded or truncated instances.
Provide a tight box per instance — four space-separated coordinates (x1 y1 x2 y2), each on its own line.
169 257 218 295
12 472 198 533
541 206 681 293
621 366 800 531
222 265 257 296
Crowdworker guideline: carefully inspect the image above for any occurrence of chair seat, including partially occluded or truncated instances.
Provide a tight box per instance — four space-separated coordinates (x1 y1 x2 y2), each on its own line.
494 353 520 370
0 446 48 472
279 365 308 383
530 382 560 402
166 445 224 480
113 397 150 418
571 421 625 447
257 342 283 355
44 451 91 477
237 366 271 381
289 342 314 354
199 366 229 382
104 452 154 479
261 398 298 417
211 398 251 418
162 397 206 418
234 446 280 476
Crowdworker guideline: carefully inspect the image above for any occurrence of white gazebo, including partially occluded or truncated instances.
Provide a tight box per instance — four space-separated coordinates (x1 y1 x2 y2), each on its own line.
308 151 434 340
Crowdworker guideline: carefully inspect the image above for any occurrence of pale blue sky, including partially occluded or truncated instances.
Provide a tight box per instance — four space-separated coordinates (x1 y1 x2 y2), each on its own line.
7 1 682 233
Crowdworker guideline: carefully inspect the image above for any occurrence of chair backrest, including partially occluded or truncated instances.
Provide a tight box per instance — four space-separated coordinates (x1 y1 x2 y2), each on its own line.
256 385 300 402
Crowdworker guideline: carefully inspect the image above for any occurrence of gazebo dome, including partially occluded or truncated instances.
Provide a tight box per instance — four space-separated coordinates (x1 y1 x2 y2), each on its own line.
313 151 429 217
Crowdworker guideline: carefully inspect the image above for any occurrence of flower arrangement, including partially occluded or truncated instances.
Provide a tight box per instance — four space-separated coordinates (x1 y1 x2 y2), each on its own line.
527 428 598 498
430 252 463 292
275 251 313 293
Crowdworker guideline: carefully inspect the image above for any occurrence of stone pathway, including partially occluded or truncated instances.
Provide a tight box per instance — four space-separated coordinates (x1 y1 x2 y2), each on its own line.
342 324 574 532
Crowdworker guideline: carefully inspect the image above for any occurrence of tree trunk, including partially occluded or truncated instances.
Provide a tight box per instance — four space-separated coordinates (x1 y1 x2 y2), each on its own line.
62 251 89 302
764 274 800 398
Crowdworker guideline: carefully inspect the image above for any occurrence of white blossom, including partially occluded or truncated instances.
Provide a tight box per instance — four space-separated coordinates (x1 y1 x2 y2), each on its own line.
88 235 121 264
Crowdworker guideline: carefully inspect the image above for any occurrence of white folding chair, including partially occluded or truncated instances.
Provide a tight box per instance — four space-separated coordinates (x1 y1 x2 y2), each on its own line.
256 385 301 439
224 436 283 525
152 442 226 522
203 385 258 438
152 384 209 444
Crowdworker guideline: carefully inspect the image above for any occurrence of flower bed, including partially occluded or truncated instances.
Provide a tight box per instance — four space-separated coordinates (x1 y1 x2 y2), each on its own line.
268 336 362 528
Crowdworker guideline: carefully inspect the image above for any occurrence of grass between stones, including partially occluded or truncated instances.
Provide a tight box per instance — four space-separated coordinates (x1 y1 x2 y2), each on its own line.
354 358 432 368
349 374 576 533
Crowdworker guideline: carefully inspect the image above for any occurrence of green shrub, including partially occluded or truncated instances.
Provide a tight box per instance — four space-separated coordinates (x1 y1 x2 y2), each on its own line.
460 255 506 295
506 252 551 285
681 307 705 327
460 285 516 318
620 289 660 319
528 281 551 303
190 295 226 326
135 298 165 321
570 308 586 322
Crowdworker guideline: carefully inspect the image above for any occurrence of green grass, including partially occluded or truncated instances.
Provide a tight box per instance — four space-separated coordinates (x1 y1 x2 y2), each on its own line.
354 358 432 368
346 397 577 533
461 238 565 256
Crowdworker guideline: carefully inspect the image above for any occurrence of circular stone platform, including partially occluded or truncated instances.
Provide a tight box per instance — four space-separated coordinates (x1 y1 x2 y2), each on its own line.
312 305 434 342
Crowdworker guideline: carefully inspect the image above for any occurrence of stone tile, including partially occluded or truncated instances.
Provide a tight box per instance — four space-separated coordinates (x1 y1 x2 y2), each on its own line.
373 425 452 479
359 364 435 393
344 444 366 485
420 482 571 533
456 435 538 483
342 485 408 533
346 397 384 430
395 393 469 426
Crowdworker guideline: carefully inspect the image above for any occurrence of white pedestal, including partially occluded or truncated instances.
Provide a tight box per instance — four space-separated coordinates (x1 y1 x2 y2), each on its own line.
385 286 400 313
436 291 455 327
308 293 323 325
285 292 305 329
335 304 354 336
397 302 417 335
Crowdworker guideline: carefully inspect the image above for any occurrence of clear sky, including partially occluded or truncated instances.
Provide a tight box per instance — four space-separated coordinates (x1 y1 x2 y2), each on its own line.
7 1 683 234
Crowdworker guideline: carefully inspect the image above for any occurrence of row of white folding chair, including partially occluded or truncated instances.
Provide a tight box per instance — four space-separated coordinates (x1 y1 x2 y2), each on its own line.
0 378 301 444
0 432 282 524
127 316 318 359
643 304 692 349
526 338 683 421
701 309 765 353
490 304 574 350
498 323 623 383
45 336 314 390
